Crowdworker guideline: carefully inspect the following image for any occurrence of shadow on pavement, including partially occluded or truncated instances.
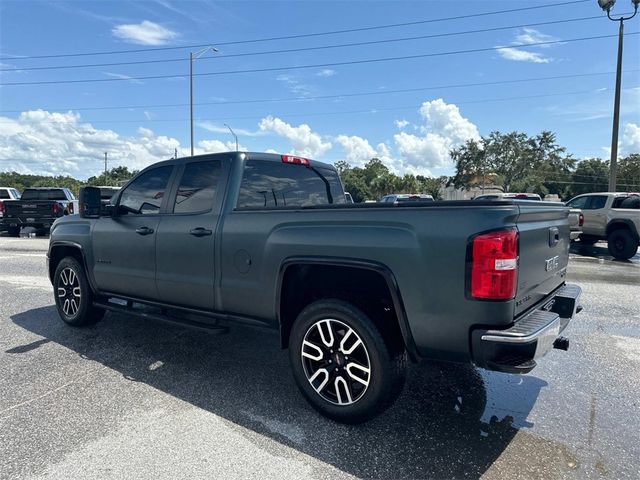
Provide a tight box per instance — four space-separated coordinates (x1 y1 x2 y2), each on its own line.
570 241 639 263
11 306 548 479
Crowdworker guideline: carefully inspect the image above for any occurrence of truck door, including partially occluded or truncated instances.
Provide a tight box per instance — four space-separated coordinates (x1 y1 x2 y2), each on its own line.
155 159 225 310
584 195 608 236
92 165 175 301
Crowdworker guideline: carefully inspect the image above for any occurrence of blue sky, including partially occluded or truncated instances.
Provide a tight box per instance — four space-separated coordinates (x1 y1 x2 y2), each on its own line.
0 0 639 179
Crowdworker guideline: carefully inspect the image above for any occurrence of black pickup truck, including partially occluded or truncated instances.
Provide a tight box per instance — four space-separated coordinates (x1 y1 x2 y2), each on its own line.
3 187 76 236
47 152 581 423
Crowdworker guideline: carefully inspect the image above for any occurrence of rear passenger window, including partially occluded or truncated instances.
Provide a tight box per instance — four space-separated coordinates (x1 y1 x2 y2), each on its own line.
586 196 607 210
236 160 346 208
0 190 9 199
172 161 221 214
119 165 173 214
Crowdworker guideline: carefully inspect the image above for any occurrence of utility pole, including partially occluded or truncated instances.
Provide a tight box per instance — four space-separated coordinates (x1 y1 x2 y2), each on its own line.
596 0 639 191
104 152 108 176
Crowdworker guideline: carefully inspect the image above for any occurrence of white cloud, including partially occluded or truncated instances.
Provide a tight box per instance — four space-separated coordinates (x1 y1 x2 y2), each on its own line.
276 74 314 97
497 48 552 64
514 28 558 47
103 72 144 85
335 134 433 176
259 116 332 158
393 99 480 171
497 28 557 64
197 139 246 153
336 135 388 165
620 123 640 156
0 110 182 178
112 21 177 46
317 69 336 77
395 119 410 129
198 121 265 137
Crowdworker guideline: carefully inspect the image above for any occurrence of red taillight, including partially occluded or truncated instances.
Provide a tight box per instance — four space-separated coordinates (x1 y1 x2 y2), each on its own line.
281 155 310 166
52 203 61 215
470 228 518 300
579 213 584 227
0 201 4 216
68 202 74 214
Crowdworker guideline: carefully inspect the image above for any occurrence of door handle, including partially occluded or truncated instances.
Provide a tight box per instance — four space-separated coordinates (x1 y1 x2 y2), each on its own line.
189 227 212 237
135 226 154 236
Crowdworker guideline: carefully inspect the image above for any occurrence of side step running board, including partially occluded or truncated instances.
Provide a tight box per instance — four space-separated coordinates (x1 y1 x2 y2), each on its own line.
94 299 230 335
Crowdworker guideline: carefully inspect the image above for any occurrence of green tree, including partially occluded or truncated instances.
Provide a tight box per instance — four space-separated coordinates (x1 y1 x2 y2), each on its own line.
87 166 137 186
618 154 640 191
450 139 486 189
569 158 609 197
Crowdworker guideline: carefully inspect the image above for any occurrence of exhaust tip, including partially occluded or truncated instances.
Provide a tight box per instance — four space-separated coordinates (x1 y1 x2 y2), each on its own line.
553 336 570 351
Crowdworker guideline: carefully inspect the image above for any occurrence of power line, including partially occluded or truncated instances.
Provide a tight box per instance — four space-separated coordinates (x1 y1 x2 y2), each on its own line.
3 86 635 125
0 0 591 61
4 32 638 87
2 69 637 114
0 16 602 73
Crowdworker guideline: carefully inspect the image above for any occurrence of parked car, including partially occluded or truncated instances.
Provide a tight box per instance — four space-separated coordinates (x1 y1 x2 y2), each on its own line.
474 192 542 201
566 192 640 260
0 187 21 232
379 193 434 203
2 187 77 237
47 152 581 423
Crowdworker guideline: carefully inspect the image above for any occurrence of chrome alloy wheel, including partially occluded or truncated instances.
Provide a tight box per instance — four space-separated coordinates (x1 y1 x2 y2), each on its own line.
301 319 371 405
57 267 81 317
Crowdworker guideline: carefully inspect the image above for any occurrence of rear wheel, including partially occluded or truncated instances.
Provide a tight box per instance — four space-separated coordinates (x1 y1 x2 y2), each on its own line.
607 229 638 260
35 228 49 237
7 226 20 237
289 299 406 424
54 257 105 326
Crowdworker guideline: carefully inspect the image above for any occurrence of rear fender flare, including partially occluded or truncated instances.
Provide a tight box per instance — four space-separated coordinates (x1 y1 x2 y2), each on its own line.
275 256 420 361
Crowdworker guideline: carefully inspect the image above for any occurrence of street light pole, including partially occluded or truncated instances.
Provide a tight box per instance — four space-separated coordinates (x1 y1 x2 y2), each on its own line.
189 51 194 157
189 46 218 157
224 123 238 151
609 17 624 191
596 0 639 191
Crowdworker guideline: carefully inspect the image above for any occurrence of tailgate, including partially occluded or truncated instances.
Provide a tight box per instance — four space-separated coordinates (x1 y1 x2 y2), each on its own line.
514 202 570 317
5 201 53 220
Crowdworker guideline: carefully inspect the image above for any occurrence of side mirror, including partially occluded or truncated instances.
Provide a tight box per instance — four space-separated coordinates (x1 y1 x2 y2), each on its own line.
79 187 102 218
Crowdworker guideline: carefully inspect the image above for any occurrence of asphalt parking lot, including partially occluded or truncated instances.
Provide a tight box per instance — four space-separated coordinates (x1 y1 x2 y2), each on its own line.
0 234 638 479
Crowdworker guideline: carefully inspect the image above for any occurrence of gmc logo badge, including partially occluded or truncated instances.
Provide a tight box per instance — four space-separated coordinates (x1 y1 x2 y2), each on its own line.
545 255 560 272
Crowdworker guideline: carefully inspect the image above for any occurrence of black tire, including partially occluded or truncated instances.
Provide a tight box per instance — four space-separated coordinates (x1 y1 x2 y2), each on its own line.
289 299 406 424
579 235 599 245
35 228 49 237
7 226 20 237
53 257 105 326
607 229 638 260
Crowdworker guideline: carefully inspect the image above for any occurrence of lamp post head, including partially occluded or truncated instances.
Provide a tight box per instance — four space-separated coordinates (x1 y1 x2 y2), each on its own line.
597 0 616 11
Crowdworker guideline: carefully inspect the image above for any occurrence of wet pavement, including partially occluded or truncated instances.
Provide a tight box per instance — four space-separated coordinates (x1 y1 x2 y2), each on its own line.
0 236 638 479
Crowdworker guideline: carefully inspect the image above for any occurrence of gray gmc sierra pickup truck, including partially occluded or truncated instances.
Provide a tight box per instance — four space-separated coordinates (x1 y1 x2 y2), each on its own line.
47 152 582 423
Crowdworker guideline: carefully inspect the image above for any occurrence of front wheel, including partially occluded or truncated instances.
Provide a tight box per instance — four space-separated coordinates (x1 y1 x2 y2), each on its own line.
607 230 638 260
289 299 406 424
54 257 105 326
